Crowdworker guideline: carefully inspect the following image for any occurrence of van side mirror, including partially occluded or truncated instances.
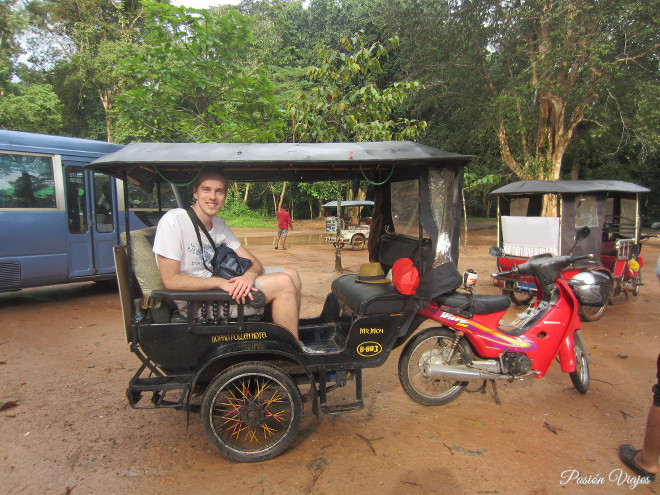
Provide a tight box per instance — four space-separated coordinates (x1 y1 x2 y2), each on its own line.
489 246 504 258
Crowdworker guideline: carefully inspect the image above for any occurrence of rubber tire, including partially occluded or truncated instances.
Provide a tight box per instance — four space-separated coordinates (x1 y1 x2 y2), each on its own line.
351 234 366 251
508 289 534 306
398 327 472 406
578 303 606 322
201 362 303 463
633 270 642 296
569 335 590 394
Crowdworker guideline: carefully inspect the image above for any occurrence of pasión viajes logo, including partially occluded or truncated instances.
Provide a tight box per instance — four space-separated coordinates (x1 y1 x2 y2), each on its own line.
560 469 652 489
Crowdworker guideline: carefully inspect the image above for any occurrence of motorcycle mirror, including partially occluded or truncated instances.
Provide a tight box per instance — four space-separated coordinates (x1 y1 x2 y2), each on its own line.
489 246 504 258
574 226 591 242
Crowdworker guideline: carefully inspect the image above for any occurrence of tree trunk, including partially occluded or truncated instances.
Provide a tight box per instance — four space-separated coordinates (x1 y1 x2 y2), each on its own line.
243 183 250 203
269 183 277 212
277 182 287 210
335 188 343 272
99 89 113 143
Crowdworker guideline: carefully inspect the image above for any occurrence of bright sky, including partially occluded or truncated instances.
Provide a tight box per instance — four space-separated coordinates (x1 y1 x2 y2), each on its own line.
170 0 240 7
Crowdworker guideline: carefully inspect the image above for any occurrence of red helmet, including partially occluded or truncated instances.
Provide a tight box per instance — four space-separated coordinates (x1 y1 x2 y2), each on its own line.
392 258 420 295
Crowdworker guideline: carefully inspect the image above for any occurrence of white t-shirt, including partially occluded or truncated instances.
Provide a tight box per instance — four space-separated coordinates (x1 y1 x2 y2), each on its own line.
153 208 241 279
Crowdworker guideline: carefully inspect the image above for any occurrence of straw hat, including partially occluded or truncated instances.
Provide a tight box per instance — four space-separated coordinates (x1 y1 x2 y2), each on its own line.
355 263 390 283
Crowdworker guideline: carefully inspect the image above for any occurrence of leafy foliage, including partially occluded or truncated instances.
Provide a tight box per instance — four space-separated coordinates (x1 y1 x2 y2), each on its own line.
0 83 63 133
117 2 284 143
289 34 426 143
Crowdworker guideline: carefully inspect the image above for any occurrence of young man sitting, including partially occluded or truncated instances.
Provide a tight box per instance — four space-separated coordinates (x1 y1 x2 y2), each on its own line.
152 170 302 340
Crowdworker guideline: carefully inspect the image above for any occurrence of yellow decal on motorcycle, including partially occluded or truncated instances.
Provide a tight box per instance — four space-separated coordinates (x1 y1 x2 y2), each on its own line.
211 331 267 343
357 341 383 357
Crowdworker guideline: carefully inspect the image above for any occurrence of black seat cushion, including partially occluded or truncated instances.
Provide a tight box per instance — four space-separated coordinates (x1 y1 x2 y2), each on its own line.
331 274 410 315
434 291 511 315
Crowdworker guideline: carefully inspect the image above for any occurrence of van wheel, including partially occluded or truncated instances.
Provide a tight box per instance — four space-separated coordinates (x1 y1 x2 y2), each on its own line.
351 234 365 251
201 362 303 463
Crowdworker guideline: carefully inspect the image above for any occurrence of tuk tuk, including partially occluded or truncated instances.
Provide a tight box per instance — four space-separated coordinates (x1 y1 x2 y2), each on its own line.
322 200 374 250
490 180 650 321
88 141 472 462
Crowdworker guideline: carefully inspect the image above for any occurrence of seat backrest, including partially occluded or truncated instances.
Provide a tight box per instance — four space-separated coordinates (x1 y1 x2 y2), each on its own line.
113 245 135 343
120 227 166 303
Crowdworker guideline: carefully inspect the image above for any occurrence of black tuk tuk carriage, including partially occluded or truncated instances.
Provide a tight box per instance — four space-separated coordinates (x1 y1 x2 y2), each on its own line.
88 141 472 462
491 180 650 321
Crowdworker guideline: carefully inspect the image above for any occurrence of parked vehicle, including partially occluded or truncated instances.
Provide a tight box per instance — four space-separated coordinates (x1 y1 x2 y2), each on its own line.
0 130 182 292
398 227 599 406
489 180 650 321
88 141 473 462
322 200 373 250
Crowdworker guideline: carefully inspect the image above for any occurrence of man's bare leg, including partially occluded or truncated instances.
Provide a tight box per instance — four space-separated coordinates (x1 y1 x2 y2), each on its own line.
274 235 281 249
282 267 302 308
637 404 660 474
255 272 300 340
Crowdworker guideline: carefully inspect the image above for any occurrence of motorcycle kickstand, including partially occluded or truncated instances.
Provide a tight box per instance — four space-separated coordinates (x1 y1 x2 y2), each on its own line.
472 379 502 406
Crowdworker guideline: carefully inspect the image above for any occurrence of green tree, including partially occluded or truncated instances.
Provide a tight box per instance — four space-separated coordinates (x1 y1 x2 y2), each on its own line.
289 34 426 143
290 34 426 269
117 2 284 143
0 0 25 96
381 0 658 213
0 83 63 133
25 0 148 141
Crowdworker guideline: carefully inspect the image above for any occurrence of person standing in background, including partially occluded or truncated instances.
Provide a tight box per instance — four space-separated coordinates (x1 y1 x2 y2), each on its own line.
275 208 293 250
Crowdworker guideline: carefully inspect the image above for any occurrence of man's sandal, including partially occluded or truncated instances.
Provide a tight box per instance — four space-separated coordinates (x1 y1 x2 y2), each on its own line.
619 444 656 481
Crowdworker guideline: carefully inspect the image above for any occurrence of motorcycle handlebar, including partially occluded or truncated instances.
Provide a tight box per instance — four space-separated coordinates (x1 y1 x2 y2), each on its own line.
492 253 594 279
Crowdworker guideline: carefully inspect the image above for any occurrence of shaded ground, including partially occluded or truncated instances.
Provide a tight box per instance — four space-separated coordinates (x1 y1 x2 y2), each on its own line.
1 221 659 495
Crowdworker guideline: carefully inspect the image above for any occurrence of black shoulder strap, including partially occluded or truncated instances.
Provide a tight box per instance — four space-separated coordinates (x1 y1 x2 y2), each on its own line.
186 206 215 273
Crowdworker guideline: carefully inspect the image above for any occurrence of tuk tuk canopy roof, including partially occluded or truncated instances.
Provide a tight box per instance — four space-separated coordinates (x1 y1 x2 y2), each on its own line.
321 200 374 208
87 141 474 188
491 180 649 196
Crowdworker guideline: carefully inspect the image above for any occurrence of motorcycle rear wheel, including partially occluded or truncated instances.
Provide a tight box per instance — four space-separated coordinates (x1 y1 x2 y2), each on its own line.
508 289 534 306
569 335 590 394
632 271 642 296
398 327 472 406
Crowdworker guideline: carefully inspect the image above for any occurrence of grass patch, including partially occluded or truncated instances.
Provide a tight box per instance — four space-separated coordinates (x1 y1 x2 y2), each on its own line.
224 215 276 229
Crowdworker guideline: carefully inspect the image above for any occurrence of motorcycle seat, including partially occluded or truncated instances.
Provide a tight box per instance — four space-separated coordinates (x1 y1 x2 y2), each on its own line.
331 274 410 316
434 291 511 315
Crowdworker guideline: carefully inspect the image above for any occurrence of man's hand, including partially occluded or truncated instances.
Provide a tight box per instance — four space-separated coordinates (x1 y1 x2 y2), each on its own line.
224 271 258 304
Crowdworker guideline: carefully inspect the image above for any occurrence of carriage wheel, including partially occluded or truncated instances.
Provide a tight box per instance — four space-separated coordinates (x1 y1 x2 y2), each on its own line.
351 234 366 251
201 362 303 463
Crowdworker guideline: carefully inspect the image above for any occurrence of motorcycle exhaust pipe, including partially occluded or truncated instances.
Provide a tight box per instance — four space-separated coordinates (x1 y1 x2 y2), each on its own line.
423 363 505 381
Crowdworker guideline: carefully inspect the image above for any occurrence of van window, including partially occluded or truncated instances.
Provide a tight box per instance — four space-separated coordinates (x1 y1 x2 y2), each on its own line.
66 167 87 234
0 152 56 208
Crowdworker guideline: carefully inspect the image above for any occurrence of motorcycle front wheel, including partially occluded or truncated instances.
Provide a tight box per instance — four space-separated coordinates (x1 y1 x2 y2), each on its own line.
398 327 472 406
569 335 590 394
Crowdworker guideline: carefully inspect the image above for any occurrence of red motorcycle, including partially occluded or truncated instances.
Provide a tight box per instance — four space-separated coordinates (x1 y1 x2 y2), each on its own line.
398 228 604 405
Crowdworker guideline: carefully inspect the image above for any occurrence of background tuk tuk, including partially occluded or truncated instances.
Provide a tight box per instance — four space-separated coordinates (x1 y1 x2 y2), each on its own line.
322 199 373 250
491 180 650 321
88 141 471 462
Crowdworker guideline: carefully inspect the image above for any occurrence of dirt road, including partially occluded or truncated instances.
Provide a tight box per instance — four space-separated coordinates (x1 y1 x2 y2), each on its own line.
1 224 658 495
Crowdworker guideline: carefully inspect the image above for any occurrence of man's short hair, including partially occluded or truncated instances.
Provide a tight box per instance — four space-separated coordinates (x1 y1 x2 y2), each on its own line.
193 169 228 190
